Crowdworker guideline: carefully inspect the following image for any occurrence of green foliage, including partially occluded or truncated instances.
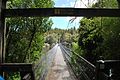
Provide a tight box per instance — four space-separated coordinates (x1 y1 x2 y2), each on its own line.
44 29 62 46
45 36 55 45
72 42 83 55
92 0 118 8
6 0 54 63
77 17 103 62
101 17 120 59
7 0 54 8
75 0 120 63
77 17 120 61
7 72 21 80
5 0 54 79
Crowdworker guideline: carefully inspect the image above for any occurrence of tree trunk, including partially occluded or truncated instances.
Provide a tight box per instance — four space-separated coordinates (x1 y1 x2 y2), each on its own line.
22 19 37 62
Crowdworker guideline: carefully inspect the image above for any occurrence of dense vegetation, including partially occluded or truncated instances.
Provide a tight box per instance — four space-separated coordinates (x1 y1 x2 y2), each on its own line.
5 0 54 79
71 0 120 64
6 0 54 63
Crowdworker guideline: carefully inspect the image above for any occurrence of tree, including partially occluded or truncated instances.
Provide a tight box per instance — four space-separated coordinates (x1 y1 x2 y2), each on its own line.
78 17 103 63
76 0 120 62
5 0 54 63
117 0 120 8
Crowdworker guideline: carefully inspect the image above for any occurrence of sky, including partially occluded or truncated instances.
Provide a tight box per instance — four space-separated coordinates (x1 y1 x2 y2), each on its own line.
51 0 97 29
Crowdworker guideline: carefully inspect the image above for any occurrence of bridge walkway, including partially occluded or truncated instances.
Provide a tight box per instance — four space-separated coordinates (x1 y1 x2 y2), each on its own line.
45 45 75 80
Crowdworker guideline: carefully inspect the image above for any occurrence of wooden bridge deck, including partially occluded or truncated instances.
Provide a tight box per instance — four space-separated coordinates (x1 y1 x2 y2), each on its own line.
45 45 74 80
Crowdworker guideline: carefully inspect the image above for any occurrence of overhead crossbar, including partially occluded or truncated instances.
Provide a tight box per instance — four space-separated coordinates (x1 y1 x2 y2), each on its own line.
4 8 120 17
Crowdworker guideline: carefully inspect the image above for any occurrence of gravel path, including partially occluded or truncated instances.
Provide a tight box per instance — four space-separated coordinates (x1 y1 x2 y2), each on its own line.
45 46 73 80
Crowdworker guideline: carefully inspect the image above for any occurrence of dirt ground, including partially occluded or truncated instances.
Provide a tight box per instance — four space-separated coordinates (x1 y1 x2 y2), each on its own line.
45 46 74 80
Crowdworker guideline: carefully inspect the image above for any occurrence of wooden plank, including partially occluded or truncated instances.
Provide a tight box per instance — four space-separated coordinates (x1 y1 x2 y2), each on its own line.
2 0 6 64
4 8 120 17
0 0 6 64
0 63 35 80
0 63 33 72
0 0 2 64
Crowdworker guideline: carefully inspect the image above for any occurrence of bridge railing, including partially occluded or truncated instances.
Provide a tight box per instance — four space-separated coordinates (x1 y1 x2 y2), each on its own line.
60 43 120 80
33 44 58 80
0 44 58 80
59 43 96 80
0 63 35 80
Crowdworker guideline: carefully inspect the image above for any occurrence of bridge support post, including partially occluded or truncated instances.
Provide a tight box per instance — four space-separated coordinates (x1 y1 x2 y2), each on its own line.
96 60 105 80
0 0 6 63
0 0 6 78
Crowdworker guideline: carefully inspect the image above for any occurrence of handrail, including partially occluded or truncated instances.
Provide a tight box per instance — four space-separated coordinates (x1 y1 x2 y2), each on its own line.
59 44 78 80
59 43 96 80
60 43 96 68
0 63 35 80
33 44 58 80
72 51 96 68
